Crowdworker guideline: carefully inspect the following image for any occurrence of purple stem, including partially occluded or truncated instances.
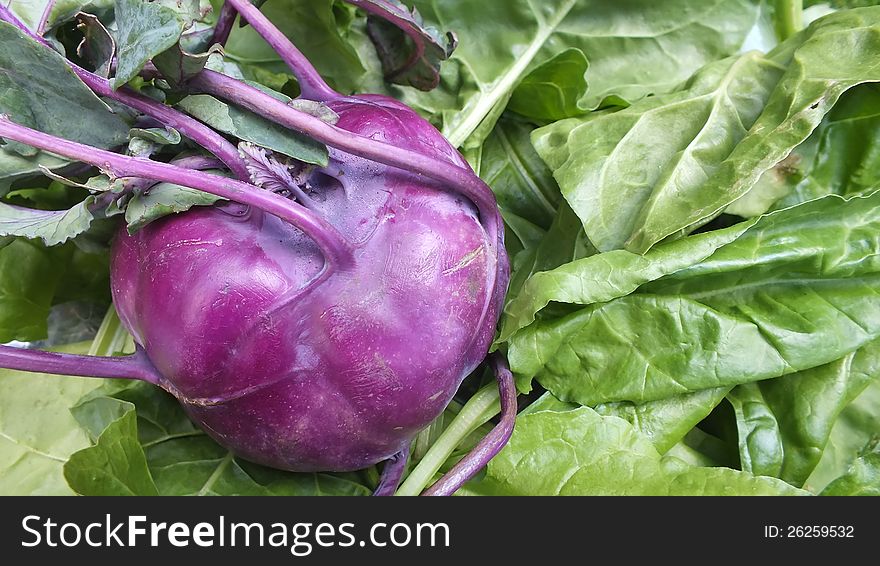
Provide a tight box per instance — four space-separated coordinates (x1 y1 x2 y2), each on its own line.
344 0 425 80
90 155 224 211
190 70 502 252
0 344 162 385
372 446 410 496
223 0 338 101
211 1 238 46
0 5 251 182
422 354 517 496
36 0 55 35
0 117 355 269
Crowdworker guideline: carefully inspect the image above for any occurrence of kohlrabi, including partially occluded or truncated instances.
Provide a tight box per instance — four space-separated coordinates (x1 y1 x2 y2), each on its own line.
0 0 514 496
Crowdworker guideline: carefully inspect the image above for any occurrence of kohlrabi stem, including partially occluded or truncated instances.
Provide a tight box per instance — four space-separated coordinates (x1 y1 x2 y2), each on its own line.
0 5 251 182
0 344 162 384
0 117 355 269
372 446 410 496
395 386 497 496
396 356 517 496
90 155 223 212
81 77 252 181
36 0 56 35
223 0 338 101
775 0 803 41
343 0 425 81
190 69 503 246
211 1 238 46
422 354 517 496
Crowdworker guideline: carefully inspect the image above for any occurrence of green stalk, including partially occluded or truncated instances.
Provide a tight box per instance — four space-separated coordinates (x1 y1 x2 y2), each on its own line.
775 0 803 41
396 384 501 496
88 307 131 357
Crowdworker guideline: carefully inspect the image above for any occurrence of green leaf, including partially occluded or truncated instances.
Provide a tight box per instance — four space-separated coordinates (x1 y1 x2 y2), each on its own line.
806 0 880 8
525 387 731 456
0 239 63 342
502 200 595 325
0 198 98 246
0 21 130 151
531 51 785 252
500 215 757 343
176 94 328 165
358 0 456 91
112 0 186 88
75 12 116 78
0 342 102 495
509 191 880 404
152 43 222 86
820 439 880 495
728 339 880 486
477 407 807 495
124 180 222 232
66 381 371 496
0 151 69 195
64 403 159 496
627 7 880 253
805 370 880 491
732 84 880 215
595 387 731 454
479 117 561 232
401 0 758 148
127 127 182 157
8 1 114 31
508 48 589 121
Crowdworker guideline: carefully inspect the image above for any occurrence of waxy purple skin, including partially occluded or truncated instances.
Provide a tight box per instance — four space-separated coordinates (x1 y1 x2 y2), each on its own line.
111 95 508 471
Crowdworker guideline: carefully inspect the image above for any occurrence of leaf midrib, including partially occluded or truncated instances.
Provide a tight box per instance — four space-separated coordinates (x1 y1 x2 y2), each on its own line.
443 0 577 147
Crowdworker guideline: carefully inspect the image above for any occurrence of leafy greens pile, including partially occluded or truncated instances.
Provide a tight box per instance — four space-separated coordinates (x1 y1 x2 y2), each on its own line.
1 0 879 496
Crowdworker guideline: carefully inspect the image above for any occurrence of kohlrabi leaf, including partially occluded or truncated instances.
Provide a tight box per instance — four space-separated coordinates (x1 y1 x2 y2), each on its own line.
176 94 329 165
127 127 182 157
223 0 367 95
67 380 371 496
400 0 758 148
509 191 880 404
727 339 880 487
124 180 222 232
64 401 159 495
75 12 115 78
348 0 456 91
0 341 102 495
152 43 222 85
8 1 114 32
0 239 65 342
112 0 187 88
0 21 130 151
0 150 69 195
473 407 807 495
0 198 99 246
507 48 589 121
531 51 784 253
